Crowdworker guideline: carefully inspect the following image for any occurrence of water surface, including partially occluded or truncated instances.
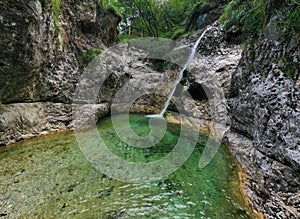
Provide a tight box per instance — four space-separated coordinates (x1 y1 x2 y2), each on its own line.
0 114 253 218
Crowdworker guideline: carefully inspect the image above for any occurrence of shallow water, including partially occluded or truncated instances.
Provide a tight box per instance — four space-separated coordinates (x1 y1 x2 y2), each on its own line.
0 114 253 218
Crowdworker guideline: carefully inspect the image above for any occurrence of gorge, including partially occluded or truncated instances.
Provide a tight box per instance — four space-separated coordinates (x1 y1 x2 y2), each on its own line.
147 26 213 118
0 0 299 218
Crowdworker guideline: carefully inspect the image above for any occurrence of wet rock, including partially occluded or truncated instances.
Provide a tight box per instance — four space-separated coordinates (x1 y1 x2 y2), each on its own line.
227 4 300 218
0 0 120 103
0 2 298 218
0 0 120 145
0 102 110 145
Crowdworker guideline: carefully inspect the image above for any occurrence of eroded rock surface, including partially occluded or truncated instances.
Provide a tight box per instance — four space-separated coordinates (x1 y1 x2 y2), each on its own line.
0 0 120 103
0 102 109 145
227 8 300 219
0 2 299 218
0 0 120 144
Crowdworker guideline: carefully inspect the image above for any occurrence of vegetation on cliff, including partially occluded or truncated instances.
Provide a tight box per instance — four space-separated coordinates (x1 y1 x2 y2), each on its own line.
220 0 300 39
76 48 104 71
220 0 299 80
102 0 221 40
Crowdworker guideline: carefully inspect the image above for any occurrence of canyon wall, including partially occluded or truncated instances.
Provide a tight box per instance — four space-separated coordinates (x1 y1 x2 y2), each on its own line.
0 1 299 218
0 0 120 144
227 2 300 218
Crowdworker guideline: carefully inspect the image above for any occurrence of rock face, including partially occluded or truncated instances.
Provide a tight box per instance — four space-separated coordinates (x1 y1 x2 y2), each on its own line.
0 0 120 144
227 5 300 219
182 21 242 121
0 102 110 145
98 21 242 122
0 1 299 218
0 0 120 103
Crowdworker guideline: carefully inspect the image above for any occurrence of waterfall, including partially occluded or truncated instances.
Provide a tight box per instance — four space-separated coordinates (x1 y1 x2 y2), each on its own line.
147 26 211 118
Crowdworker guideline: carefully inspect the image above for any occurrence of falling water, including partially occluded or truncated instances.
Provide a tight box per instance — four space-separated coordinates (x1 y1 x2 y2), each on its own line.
147 26 212 118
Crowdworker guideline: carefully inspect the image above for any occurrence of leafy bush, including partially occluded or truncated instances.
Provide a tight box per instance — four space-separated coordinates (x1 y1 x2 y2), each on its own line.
102 0 218 40
276 1 300 40
220 0 265 38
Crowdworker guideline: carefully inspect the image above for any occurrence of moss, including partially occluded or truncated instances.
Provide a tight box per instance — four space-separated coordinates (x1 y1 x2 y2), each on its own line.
55 37 62 47
53 0 61 34
76 48 104 70
278 56 299 81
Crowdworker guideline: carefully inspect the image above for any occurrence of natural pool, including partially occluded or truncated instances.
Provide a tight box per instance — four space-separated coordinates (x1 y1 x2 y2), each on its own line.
0 114 254 218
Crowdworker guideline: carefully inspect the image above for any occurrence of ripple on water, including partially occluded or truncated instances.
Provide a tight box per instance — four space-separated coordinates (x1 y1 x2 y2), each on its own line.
0 114 254 218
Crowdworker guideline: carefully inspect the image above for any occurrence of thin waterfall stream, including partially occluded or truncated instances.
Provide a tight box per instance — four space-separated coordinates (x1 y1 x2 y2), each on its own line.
0 24 256 216
147 26 212 118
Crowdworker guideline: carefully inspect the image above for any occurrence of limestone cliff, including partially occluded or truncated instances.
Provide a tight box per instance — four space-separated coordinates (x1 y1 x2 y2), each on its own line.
0 1 299 218
0 0 120 144
227 1 300 218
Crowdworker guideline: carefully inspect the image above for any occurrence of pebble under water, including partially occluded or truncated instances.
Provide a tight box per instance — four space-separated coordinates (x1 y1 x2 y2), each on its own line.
0 114 254 218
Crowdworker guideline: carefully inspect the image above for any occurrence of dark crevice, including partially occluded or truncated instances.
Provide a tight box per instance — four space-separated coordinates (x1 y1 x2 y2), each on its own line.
230 127 254 140
0 61 7 67
187 83 212 101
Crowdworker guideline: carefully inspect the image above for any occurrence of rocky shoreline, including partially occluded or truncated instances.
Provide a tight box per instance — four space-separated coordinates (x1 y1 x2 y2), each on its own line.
0 1 299 218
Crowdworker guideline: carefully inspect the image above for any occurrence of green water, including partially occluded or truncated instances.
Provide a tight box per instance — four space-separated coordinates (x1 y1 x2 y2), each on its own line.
0 114 253 218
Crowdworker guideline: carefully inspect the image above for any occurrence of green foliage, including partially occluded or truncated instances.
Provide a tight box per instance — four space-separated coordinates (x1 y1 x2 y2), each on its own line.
76 48 104 69
102 0 216 40
278 56 299 81
220 0 265 38
53 0 61 34
241 0 265 34
275 1 300 40
172 28 185 40
221 0 300 40
185 0 216 30
105 5 123 20
220 1 245 29
287 2 300 33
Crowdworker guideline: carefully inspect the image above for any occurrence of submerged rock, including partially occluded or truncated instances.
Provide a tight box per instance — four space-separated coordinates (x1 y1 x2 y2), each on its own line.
0 1 299 218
